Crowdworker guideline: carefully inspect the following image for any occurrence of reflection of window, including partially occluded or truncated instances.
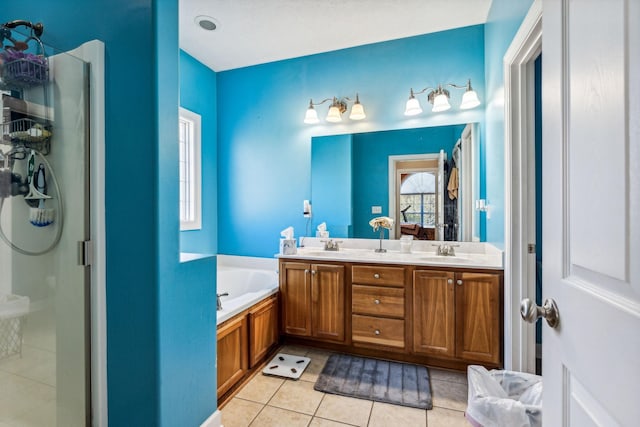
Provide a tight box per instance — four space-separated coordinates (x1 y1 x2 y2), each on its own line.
179 107 201 231
400 172 435 226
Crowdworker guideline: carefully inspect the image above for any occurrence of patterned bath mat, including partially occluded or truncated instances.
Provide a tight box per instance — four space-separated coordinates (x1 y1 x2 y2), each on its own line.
314 353 432 410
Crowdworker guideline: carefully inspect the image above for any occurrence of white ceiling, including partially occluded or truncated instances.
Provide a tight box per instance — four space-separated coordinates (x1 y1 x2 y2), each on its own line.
179 0 493 72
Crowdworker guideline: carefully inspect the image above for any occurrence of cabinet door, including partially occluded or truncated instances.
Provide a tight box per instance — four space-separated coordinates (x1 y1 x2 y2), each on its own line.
412 270 455 357
455 272 501 364
249 296 279 368
311 263 345 342
280 262 312 336
217 315 248 397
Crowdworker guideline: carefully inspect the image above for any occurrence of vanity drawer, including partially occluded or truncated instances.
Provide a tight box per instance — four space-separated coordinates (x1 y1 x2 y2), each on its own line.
352 265 405 287
352 285 405 318
351 314 405 349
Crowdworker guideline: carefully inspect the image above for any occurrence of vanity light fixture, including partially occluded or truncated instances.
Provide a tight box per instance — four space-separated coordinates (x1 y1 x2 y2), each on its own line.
304 94 366 124
404 79 480 115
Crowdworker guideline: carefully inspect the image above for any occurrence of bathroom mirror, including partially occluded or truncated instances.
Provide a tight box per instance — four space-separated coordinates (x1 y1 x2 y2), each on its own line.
310 123 481 241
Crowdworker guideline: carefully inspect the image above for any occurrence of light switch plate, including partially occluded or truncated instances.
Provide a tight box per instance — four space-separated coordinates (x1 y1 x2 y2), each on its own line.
371 206 382 214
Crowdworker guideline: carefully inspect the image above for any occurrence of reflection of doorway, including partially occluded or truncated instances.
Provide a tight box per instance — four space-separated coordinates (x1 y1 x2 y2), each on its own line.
388 153 443 239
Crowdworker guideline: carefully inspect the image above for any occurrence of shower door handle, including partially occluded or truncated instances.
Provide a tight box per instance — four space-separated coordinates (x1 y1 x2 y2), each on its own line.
78 240 93 266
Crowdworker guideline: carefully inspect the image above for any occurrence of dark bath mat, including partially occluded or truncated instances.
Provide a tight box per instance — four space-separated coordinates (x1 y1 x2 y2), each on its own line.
313 353 432 410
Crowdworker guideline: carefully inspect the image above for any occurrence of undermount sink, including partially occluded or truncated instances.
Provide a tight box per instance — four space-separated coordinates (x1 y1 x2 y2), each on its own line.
419 255 473 263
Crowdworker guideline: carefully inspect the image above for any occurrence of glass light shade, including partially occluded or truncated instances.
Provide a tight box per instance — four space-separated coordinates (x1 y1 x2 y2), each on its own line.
349 102 366 120
432 93 451 112
404 97 423 116
326 105 342 122
304 106 319 124
460 89 481 109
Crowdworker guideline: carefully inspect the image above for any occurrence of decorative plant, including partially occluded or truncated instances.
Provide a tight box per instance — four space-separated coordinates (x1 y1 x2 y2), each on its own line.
369 216 394 253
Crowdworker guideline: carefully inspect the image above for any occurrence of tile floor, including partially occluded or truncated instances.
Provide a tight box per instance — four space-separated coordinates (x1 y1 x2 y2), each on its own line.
0 307 57 426
221 345 471 427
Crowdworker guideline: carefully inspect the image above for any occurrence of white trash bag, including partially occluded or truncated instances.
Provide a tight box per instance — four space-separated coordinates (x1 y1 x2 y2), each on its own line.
466 365 542 427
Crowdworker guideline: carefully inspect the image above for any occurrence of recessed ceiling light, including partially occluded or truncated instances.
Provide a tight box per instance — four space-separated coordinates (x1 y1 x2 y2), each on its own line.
195 15 219 31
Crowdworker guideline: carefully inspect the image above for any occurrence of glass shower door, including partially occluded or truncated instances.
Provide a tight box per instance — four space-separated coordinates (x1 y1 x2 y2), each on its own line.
0 25 90 426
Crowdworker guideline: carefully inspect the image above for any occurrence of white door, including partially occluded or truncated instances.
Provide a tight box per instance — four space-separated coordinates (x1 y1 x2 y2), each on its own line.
542 0 640 425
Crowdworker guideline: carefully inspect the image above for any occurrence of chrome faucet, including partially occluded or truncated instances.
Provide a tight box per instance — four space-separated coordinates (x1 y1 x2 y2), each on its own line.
433 243 460 256
322 239 342 251
217 292 229 311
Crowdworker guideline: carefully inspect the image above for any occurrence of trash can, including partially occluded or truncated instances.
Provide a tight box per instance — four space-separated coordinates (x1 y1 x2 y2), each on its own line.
466 365 542 427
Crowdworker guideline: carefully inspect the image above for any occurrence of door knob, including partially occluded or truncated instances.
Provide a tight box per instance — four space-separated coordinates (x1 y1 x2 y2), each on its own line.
520 298 559 328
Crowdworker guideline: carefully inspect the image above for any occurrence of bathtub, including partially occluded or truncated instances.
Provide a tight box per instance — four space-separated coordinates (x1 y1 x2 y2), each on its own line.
216 265 278 325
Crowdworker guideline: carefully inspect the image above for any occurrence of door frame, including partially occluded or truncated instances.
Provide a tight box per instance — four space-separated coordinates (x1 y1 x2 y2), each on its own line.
69 40 108 426
388 153 442 239
503 0 542 373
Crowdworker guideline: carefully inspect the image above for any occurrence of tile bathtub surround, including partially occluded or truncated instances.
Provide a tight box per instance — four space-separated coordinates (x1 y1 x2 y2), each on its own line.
220 345 470 427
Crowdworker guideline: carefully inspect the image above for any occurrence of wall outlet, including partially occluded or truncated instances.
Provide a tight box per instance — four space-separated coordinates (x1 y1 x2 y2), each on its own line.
371 206 382 214
303 200 312 218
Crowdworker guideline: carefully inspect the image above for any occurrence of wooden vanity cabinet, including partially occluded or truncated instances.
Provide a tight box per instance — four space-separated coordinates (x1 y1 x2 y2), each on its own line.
279 258 503 370
217 315 248 397
249 296 279 368
280 261 345 342
413 269 501 366
455 271 501 365
412 270 456 357
351 265 406 350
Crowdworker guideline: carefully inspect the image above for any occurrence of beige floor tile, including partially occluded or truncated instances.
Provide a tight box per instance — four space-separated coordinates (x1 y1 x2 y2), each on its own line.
269 379 325 415
431 379 468 411
315 394 372 427
221 398 264 427
236 373 285 404
249 405 312 427
309 417 354 427
278 344 311 356
368 401 427 427
429 367 468 385
427 407 469 427
300 351 331 383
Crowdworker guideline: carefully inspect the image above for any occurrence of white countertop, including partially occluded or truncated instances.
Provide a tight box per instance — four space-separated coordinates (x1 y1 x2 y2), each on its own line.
276 238 504 270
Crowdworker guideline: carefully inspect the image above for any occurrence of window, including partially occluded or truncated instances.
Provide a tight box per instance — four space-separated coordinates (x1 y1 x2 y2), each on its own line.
179 107 201 231
400 172 436 227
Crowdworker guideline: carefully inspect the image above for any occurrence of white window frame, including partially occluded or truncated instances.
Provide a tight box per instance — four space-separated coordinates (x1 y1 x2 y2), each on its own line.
179 107 202 231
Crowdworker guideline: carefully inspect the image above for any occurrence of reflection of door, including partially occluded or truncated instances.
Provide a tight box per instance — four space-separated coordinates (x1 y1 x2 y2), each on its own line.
542 0 639 425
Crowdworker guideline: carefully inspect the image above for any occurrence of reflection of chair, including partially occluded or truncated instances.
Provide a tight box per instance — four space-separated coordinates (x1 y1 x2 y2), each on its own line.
400 223 435 240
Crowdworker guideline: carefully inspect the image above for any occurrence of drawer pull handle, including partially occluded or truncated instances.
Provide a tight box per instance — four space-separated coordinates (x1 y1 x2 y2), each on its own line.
447 279 453 284
373 273 380 279
374 329 381 335
457 279 463 285
373 299 380 305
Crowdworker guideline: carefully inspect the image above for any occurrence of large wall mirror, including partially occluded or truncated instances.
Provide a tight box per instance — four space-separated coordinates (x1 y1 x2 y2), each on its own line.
310 123 481 242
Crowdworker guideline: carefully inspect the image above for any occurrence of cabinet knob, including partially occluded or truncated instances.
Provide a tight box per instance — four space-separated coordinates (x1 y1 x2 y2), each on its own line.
447 279 453 284
457 279 463 285
311 270 317 275
374 329 381 335
373 299 380 305
304 269 309 274
373 273 380 279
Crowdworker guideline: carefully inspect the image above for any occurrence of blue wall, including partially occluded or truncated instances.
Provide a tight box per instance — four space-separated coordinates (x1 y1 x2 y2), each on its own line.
483 0 535 245
218 25 485 257
179 50 218 255
2 1 217 426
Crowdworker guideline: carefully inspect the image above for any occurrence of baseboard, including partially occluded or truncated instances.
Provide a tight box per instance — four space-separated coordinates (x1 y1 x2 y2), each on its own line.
200 409 222 427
